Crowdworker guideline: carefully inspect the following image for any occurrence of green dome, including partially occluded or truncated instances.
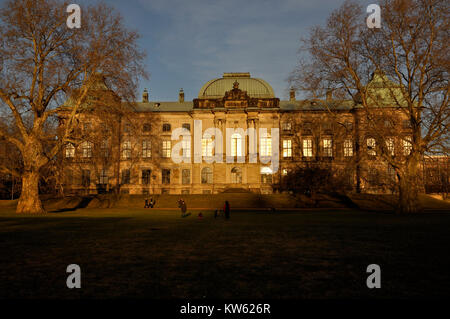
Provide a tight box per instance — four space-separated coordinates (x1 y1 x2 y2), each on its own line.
198 73 275 99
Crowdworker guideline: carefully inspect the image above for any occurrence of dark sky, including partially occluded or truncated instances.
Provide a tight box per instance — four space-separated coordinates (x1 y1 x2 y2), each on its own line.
1 0 374 101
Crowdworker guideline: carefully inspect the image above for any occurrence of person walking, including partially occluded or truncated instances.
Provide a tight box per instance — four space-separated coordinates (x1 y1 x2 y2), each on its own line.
224 200 230 220
178 198 188 217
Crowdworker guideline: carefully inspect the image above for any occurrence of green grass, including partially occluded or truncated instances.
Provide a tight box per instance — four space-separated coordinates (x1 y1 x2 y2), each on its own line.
0 207 449 299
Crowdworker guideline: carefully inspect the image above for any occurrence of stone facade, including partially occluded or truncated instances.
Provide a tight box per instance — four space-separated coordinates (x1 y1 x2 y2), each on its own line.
59 72 414 195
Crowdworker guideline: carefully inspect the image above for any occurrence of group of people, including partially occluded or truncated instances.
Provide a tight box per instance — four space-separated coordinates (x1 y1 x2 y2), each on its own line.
144 198 155 208
178 198 231 220
145 197 231 219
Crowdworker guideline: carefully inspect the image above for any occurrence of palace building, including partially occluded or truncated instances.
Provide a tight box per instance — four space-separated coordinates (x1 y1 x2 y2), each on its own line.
58 72 415 195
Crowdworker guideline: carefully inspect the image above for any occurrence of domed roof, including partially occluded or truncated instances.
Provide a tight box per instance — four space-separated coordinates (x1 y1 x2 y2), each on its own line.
198 73 275 99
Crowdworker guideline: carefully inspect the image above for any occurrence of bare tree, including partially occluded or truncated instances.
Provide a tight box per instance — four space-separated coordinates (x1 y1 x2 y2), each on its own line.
290 0 449 213
0 0 147 213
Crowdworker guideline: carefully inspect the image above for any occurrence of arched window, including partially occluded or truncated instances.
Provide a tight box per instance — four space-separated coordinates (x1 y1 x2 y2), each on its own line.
231 167 242 184
231 133 242 157
201 167 213 184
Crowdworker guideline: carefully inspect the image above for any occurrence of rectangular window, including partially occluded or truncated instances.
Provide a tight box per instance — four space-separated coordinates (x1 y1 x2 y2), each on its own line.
261 174 273 184
182 169 190 185
123 123 131 133
162 123 171 132
121 169 130 185
283 139 292 158
142 169 151 185
162 169 171 184
344 139 353 157
282 122 291 131
182 140 191 159
122 141 131 159
367 138 376 156
386 137 395 156
303 138 313 157
142 140 151 158
65 144 75 158
403 136 412 155
260 135 272 157
162 140 171 158
202 138 213 157
82 142 92 158
143 123 151 133
100 139 108 158
182 123 191 131
231 134 242 157
323 138 333 157
81 170 90 187
99 169 108 184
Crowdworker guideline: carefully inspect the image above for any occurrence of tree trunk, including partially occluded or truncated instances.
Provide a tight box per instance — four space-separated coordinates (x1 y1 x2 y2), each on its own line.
397 158 422 214
16 171 45 214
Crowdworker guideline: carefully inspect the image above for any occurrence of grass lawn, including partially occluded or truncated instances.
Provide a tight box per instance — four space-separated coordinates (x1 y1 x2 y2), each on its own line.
0 207 449 299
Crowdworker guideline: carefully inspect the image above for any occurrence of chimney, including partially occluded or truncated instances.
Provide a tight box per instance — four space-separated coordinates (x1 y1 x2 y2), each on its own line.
179 88 184 103
289 87 296 101
142 88 149 103
326 90 333 102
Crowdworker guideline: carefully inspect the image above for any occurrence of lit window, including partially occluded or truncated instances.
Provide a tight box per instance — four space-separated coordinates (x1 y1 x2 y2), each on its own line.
231 133 242 157
323 138 332 157
122 141 131 159
282 168 288 176
181 140 191 159
81 141 93 158
65 143 75 158
260 133 272 157
162 140 171 158
344 139 353 157
303 138 313 157
386 137 395 156
367 138 376 156
283 140 292 158
282 122 292 131
142 140 151 158
403 136 412 155
202 138 213 157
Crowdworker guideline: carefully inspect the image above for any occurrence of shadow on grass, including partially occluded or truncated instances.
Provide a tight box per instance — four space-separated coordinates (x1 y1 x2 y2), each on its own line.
49 196 94 213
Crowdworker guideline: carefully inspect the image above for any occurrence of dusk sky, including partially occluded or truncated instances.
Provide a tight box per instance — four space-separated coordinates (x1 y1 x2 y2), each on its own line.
2 0 373 101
